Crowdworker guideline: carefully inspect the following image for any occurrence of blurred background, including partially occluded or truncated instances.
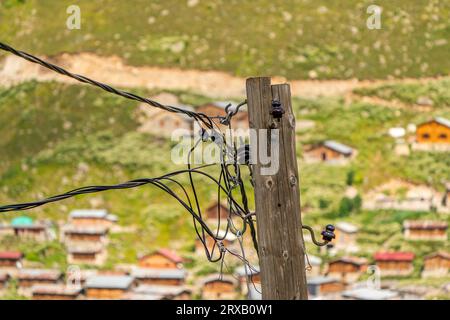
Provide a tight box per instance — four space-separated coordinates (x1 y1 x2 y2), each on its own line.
0 0 449 300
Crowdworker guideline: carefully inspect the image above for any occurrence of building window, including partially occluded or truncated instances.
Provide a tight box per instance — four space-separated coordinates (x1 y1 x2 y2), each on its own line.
422 133 430 139
439 133 448 139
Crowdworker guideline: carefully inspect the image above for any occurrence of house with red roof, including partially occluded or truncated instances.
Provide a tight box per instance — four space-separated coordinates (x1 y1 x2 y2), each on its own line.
0 251 23 270
374 252 415 276
138 249 184 269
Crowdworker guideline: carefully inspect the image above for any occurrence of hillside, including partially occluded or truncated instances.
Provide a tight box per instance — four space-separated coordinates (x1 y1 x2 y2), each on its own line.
0 0 449 80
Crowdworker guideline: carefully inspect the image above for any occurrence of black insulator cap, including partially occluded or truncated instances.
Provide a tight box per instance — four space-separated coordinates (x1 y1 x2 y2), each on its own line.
271 100 285 119
321 224 336 242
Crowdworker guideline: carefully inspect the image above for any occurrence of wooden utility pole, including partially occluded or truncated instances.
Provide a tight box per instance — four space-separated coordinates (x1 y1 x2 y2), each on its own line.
246 77 308 300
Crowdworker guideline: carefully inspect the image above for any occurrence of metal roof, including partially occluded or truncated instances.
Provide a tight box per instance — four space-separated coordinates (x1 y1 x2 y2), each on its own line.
11 216 33 227
323 140 354 155
0 251 23 260
134 285 190 296
69 209 108 219
18 269 62 280
131 268 187 280
434 117 450 128
85 275 134 289
342 288 398 300
307 276 339 285
31 284 82 296
63 225 108 235
336 222 359 233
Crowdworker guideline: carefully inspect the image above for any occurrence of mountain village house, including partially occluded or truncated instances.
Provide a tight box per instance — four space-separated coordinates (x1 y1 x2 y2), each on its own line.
363 180 438 212
138 249 184 269
195 229 237 255
197 102 249 130
416 117 450 144
69 209 117 229
422 252 450 278
136 103 195 138
327 257 368 283
333 222 359 253
85 275 135 299
32 284 83 300
201 274 238 300
67 244 108 266
17 269 63 295
204 201 231 221
10 216 52 242
403 220 448 241
62 225 109 245
0 251 23 272
374 252 415 276
307 276 345 298
303 140 355 164
131 268 186 286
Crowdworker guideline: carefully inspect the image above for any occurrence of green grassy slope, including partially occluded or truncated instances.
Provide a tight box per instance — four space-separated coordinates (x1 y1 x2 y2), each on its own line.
0 0 449 79
0 80 448 287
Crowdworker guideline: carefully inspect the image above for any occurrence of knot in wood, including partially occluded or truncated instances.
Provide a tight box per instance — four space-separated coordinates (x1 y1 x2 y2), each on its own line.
289 175 297 186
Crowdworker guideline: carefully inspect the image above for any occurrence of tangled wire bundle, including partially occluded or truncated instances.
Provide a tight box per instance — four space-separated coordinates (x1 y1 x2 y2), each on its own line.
0 41 261 290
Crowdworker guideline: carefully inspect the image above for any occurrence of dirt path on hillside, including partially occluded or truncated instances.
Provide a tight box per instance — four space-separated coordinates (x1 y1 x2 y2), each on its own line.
0 53 446 99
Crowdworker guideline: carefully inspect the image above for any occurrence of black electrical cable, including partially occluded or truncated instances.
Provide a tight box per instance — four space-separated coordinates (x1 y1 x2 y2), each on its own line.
0 41 214 129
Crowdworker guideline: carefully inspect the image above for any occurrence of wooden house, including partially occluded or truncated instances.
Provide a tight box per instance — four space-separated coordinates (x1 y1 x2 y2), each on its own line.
416 117 450 144
0 251 23 270
307 276 345 297
235 265 260 295
10 216 51 242
197 102 249 130
67 244 107 266
132 285 191 300
131 268 186 286
137 103 195 138
204 201 230 221
374 252 415 276
327 257 368 283
342 288 398 300
62 225 109 245
138 249 184 269
201 274 238 300
195 229 237 255
31 284 82 300
422 252 450 278
363 179 437 212
85 275 134 299
69 209 117 229
333 222 359 253
403 220 448 241
17 269 63 296
304 140 355 164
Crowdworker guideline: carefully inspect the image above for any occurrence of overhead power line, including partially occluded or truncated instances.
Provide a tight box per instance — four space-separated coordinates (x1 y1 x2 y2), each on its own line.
0 41 214 129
